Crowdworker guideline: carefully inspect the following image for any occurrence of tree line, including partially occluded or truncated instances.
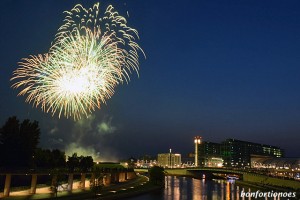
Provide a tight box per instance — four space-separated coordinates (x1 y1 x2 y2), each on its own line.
0 116 93 172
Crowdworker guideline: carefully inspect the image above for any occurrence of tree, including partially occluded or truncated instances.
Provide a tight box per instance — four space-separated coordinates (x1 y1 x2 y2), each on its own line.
51 149 66 168
20 119 40 167
34 148 51 169
79 156 93 172
67 153 94 172
91 170 104 196
0 116 20 168
67 153 80 172
34 148 66 169
149 166 165 185
0 116 40 169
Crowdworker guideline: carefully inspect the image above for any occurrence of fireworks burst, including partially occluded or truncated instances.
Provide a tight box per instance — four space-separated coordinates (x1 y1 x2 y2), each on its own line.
11 3 144 120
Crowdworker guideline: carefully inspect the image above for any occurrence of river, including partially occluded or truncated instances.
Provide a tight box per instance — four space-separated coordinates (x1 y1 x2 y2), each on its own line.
126 176 290 200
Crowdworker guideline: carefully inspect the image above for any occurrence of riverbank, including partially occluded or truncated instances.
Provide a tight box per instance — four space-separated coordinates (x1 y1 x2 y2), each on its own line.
236 180 285 191
242 173 300 191
3 174 163 200
235 180 300 196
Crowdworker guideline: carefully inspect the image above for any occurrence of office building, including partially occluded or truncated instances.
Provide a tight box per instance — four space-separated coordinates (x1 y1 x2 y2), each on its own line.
221 138 284 168
198 141 223 167
193 137 284 168
157 150 181 168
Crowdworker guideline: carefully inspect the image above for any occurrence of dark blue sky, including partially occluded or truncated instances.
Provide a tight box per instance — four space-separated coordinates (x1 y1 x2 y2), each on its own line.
1 0 300 159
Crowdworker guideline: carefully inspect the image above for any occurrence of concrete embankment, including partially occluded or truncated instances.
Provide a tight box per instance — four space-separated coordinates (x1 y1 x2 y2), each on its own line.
242 173 300 191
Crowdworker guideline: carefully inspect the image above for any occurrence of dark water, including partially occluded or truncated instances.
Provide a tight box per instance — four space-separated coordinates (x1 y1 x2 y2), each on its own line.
126 176 292 200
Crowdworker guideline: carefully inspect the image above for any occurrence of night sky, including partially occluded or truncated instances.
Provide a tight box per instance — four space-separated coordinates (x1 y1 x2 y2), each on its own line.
1 0 300 160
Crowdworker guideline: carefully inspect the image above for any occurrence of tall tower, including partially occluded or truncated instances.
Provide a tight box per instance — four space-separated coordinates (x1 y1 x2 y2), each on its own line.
169 148 172 168
194 136 201 167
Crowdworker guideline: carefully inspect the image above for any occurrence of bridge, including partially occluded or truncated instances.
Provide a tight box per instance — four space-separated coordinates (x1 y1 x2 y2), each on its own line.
136 168 244 179
0 169 136 198
166 168 244 177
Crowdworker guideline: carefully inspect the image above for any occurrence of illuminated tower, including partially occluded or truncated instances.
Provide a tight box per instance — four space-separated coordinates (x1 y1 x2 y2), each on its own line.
194 136 201 167
169 148 172 168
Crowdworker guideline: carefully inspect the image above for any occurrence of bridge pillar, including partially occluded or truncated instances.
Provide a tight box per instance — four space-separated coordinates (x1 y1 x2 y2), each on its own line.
80 173 86 189
67 174 74 192
51 174 58 187
90 173 95 187
30 174 38 194
112 172 119 183
127 172 136 179
103 173 111 186
119 172 126 182
3 174 11 197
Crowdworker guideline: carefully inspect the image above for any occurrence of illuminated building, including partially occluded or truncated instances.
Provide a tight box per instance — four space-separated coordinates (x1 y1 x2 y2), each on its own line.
199 141 221 157
193 137 284 168
204 157 224 168
251 157 300 180
157 150 181 168
135 159 157 168
251 157 300 170
221 139 284 168
198 141 223 167
181 153 195 167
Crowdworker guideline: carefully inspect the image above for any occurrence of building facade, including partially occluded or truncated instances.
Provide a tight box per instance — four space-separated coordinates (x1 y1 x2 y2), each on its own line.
157 153 181 168
198 141 223 167
221 139 284 168
193 137 284 168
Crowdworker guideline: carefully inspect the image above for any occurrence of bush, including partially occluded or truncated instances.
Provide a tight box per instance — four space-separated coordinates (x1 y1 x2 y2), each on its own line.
149 166 164 186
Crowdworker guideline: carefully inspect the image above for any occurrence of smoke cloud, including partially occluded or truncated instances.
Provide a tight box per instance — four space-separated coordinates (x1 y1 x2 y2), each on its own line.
42 114 119 162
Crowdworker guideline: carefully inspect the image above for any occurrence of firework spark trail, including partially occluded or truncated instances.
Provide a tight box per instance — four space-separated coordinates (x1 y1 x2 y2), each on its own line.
11 3 144 120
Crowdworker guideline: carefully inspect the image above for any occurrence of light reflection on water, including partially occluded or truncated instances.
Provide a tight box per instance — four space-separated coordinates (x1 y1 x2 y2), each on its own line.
127 176 287 200
163 176 243 200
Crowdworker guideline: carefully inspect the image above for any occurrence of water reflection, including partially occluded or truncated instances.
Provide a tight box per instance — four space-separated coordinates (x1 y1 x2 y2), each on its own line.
164 176 256 200
128 176 286 200
192 177 200 200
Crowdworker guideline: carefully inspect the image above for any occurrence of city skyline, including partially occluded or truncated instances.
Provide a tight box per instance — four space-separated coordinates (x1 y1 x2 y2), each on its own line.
1 0 300 160
153 136 285 158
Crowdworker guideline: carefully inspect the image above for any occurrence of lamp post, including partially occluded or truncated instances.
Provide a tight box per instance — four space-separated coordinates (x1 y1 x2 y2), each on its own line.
194 136 201 167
